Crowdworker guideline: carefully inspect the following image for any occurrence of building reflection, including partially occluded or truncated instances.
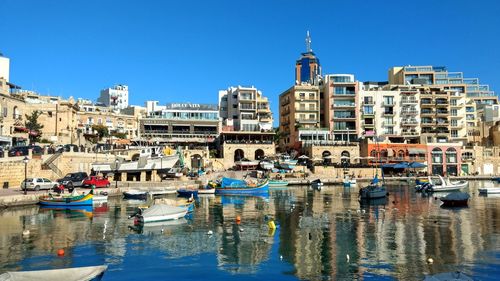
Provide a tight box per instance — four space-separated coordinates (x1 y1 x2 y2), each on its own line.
0 184 499 280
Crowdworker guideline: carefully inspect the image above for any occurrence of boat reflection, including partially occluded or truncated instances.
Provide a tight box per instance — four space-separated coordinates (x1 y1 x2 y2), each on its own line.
220 194 269 205
128 218 188 235
38 205 93 219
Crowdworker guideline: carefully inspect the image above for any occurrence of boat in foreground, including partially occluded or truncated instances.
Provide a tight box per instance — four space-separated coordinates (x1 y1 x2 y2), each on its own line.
0 265 108 281
440 192 470 207
132 204 188 224
478 187 500 194
359 175 387 200
215 178 269 195
39 193 93 206
177 189 198 198
123 190 148 200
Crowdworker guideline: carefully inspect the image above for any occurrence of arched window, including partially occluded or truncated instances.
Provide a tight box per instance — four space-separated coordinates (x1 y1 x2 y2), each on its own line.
398 150 405 159
234 149 244 162
370 150 378 158
446 148 457 163
431 148 443 163
341 151 350 164
254 149 264 160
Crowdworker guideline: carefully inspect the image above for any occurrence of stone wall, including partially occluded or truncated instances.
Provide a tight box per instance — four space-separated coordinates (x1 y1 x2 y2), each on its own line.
312 166 381 178
303 145 360 163
222 143 275 169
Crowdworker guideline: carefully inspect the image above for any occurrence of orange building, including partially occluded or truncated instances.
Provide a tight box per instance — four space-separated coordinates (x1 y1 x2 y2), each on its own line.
360 140 427 164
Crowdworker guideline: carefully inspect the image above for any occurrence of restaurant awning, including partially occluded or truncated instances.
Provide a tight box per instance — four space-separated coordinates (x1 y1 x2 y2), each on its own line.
408 148 426 154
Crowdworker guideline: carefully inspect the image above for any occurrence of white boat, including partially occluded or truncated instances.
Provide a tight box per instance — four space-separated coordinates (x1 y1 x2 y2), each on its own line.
343 177 357 187
426 175 468 192
235 158 259 169
92 147 179 173
259 160 274 170
311 179 323 190
478 187 500 194
276 155 298 170
360 175 387 199
0 265 108 281
133 204 188 223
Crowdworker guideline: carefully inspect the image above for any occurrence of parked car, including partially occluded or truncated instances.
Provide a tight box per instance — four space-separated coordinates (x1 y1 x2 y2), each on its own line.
8 145 43 157
82 176 110 188
21 178 59 191
57 172 89 188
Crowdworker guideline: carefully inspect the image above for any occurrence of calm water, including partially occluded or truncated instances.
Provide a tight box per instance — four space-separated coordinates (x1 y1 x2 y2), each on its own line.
1 181 500 281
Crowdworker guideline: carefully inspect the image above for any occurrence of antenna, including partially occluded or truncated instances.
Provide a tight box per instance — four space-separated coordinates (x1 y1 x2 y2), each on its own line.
305 31 312 52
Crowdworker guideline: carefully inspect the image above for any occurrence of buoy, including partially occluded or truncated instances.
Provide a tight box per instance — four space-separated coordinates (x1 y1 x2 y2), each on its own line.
268 220 276 230
280 255 283 261
207 230 213 235
434 197 438 200
161 229 164 233
57 249 65 256
239 228 244 232
22 230 30 236
236 215 241 222
346 254 350 262
427 257 434 264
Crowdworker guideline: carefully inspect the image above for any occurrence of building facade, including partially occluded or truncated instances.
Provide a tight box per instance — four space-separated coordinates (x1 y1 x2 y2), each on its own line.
218 86 273 132
139 103 220 145
98 85 129 110
0 54 9 83
295 31 321 85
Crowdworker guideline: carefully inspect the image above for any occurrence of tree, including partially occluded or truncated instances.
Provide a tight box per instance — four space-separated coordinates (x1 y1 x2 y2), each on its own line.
111 131 127 139
91 124 109 141
25 110 44 144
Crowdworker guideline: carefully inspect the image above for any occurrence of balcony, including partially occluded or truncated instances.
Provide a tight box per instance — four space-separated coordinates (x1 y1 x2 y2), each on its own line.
362 122 375 128
401 99 418 104
435 110 449 116
382 111 394 116
421 102 434 107
401 110 418 115
362 111 375 117
383 121 395 126
332 91 356 96
401 120 418 126
402 130 419 136
332 103 355 108
382 101 395 106
297 119 318 124
421 110 435 116
362 101 374 105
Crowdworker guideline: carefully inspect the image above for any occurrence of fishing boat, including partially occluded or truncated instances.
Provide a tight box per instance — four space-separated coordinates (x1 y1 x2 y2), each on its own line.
269 180 289 187
359 175 387 200
39 193 93 206
478 187 500 194
198 183 216 194
215 177 269 195
129 218 187 234
440 192 470 207
259 160 274 170
0 265 108 281
131 204 188 224
177 188 198 198
311 179 323 190
234 158 259 170
123 190 148 200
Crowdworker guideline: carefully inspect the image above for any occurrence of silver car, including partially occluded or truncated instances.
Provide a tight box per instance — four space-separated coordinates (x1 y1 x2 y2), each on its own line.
21 178 59 191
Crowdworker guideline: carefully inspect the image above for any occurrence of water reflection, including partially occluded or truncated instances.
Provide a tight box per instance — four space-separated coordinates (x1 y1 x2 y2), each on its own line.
0 181 499 280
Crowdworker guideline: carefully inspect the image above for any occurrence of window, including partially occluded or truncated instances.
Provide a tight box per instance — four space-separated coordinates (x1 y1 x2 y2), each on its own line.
384 117 393 125
300 114 305 120
384 127 394 134
309 93 315 99
309 114 315 120
300 104 306 110
450 100 457 106
48 111 53 117
383 96 394 105
299 93 305 99
363 106 374 114
451 130 458 138
451 120 458 127
363 97 373 104
451 109 458 116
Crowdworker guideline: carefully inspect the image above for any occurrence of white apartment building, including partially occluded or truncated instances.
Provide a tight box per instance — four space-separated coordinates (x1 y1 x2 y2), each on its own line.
219 86 273 132
98 85 129 110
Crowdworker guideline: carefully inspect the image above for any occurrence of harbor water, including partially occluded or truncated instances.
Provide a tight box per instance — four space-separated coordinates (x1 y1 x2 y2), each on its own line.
1 180 499 280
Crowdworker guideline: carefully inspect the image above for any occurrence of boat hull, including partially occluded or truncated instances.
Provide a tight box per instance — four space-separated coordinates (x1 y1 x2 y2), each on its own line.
136 205 188 223
360 186 387 199
39 194 93 206
177 189 198 198
0 265 107 281
441 199 469 207
198 188 215 194
269 180 289 187
479 188 500 194
215 181 269 195
123 191 148 200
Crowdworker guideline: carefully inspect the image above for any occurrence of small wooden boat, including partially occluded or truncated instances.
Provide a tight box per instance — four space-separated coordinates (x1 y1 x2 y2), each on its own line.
132 204 187 224
478 187 500 194
215 178 269 195
39 193 93 206
123 190 148 200
269 180 289 187
177 189 198 198
440 192 470 207
0 265 108 281
359 175 387 199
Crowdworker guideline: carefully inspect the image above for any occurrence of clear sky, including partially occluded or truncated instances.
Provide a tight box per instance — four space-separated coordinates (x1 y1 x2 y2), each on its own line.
1 0 499 124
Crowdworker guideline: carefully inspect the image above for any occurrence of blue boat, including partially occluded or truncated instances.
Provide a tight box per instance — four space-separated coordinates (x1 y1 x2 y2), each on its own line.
177 189 198 198
215 178 269 195
38 193 93 206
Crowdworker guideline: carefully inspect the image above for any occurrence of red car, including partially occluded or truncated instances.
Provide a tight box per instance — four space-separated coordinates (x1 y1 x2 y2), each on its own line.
82 176 110 188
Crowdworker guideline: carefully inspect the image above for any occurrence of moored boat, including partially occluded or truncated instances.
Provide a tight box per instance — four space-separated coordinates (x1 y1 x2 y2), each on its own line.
343 177 357 187
215 178 269 195
259 160 274 170
131 204 188 224
269 180 289 187
421 175 468 192
359 175 387 200
311 179 323 190
123 190 148 200
440 192 470 207
177 189 198 198
478 187 500 194
0 265 108 281
39 193 93 207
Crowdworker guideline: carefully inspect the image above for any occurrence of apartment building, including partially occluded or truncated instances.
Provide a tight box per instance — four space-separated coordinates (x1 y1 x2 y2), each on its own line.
218 86 273 132
323 74 359 141
98 85 129 110
389 65 497 106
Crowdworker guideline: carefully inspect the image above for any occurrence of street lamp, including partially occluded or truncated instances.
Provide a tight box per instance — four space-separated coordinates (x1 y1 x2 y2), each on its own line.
23 156 29 195
114 158 119 189
159 155 163 182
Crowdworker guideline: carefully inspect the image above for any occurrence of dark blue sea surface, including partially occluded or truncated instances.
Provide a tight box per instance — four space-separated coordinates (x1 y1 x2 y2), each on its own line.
1 180 500 280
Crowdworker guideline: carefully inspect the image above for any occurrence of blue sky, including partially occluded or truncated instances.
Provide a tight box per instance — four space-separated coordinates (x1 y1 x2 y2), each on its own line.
1 0 499 124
